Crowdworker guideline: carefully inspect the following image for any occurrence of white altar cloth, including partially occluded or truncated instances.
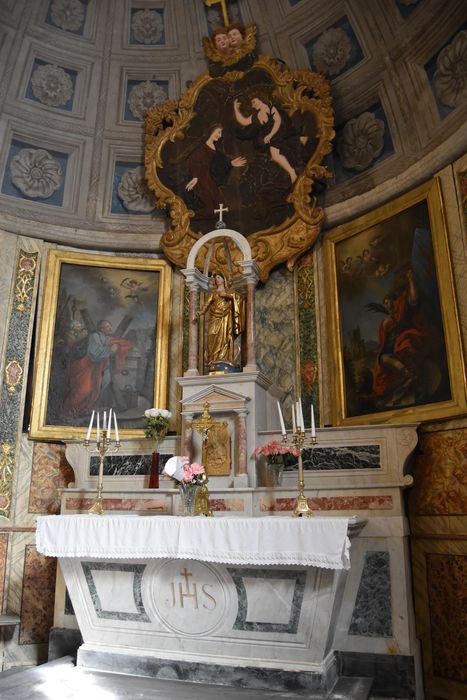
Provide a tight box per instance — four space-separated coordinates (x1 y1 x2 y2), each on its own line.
36 514 351 569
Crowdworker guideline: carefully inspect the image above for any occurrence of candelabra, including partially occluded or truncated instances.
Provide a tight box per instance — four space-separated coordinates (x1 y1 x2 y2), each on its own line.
187 402 214 517
277 400 317 518
84 410 120 515
283 428 316 517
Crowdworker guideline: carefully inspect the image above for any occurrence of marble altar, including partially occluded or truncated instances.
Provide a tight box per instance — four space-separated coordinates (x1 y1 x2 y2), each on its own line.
50 423 420 696
37 514 359 691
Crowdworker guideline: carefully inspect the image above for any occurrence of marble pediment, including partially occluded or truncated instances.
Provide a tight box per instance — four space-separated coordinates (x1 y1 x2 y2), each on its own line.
180 384 250 415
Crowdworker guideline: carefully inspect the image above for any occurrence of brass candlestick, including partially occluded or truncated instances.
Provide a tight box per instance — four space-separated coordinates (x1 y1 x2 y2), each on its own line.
187 402 214 517
281 427 317 518
84 428 120 515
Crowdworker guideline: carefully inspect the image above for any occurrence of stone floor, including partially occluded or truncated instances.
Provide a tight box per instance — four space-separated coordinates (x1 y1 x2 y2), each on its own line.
0 657 409 700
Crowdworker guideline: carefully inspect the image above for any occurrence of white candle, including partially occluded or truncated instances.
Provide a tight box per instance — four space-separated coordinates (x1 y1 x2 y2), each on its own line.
291 403 296 432
113 411 119 442
298 400 305 431
96 412 100 442
86 410 95 441
277 401 286 436
107 408 113 441
103 410 107 432
311 404 316 438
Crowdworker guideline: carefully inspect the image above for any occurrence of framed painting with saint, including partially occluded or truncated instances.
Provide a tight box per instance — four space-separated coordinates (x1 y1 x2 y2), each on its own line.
29 251 172 441
324 178 467 425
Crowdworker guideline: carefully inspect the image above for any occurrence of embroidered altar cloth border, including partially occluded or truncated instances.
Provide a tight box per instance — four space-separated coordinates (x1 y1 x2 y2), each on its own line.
36 515 351 570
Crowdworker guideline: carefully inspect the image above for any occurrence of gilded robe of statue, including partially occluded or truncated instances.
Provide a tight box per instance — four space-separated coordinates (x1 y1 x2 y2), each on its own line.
200 279 244 369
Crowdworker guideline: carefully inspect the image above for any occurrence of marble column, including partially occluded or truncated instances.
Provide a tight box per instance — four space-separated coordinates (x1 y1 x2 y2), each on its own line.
237 260 259 373
236 410 248 476
181 269 207 377
181 414 193 459
187 288 199 376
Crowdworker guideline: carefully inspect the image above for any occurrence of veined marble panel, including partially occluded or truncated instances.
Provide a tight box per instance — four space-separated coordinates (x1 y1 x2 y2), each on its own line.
11 434 34 525
301 445 380 470
19 544 56 645
348 551 392 637
228 568 306 633
82 562 150 622
89 453 172 477
259 495 393 513
410 427 467 516
29 442 73 515
63 495 171 514
426 552 467 683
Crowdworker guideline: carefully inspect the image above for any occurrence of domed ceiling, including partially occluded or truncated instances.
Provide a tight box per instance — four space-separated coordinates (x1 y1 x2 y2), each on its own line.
0 0 465 251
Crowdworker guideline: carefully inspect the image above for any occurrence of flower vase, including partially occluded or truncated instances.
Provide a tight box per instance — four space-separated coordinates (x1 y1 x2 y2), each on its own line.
148 451 159 488
258 455 284 487
178 482 200 516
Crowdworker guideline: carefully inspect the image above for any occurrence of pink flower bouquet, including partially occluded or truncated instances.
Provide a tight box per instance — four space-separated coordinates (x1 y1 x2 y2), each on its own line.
254 440 298 458
181 457 206 485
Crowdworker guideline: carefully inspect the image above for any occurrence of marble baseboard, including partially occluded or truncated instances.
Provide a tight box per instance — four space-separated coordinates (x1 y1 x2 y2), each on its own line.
338 651 415 698
48 627 83 662
77 647 339 692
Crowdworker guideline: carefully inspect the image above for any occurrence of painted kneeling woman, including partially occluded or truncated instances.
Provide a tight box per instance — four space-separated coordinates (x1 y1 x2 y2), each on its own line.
197 272 245 372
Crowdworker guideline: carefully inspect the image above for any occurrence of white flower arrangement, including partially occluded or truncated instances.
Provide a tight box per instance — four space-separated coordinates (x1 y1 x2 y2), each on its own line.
144 408 171 419
144 408 172 443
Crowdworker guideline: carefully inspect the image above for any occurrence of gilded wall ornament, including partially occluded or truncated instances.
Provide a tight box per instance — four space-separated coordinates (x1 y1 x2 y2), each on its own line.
145 30 334 282
0 444 14 518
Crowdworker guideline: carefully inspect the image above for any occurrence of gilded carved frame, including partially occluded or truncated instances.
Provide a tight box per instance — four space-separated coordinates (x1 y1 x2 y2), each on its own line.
145 55 334 282
29 250 172 441
324 178 467 426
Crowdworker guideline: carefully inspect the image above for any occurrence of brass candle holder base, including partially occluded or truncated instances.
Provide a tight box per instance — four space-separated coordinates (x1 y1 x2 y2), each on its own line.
88 476 104 515
88 496 104 515
195 484 213 517
293 480 313 518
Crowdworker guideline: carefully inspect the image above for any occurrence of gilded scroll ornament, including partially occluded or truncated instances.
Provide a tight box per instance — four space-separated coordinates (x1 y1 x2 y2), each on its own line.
145 28 334 282
15 251 38 312
0 443 14 518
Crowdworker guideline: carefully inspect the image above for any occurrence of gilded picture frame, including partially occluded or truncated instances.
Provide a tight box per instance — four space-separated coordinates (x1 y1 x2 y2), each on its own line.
324 179 467 426
29 251 172 441
145 54 334 282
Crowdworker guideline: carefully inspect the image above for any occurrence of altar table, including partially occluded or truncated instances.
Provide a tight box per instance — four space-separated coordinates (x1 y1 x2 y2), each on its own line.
36 514 357 692
36 514 351 568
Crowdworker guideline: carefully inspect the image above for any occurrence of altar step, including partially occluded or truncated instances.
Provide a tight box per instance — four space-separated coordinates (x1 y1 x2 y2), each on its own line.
0 657 380 700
